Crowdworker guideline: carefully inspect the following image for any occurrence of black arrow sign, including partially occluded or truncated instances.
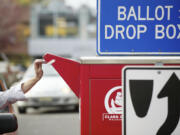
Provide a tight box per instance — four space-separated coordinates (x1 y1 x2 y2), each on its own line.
157 73 180 135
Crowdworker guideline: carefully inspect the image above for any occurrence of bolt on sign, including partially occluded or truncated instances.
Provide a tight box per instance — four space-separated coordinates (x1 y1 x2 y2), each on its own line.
97 0 180 55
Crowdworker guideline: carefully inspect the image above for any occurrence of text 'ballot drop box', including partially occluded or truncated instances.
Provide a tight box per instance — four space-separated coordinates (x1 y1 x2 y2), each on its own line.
44 53 180 135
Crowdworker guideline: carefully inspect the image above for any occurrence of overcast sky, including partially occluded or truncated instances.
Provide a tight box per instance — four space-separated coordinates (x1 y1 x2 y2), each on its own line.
65 0 96 9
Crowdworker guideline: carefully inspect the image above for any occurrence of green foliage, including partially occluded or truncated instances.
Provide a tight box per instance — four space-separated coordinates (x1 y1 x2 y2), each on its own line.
16 0 44 6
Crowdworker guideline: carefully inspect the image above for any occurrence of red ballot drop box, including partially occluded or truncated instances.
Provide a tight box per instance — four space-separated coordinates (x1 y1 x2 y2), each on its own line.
44 53 180 135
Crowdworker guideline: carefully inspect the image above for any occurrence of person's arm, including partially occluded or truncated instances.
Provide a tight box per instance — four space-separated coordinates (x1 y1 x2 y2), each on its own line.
21 59 45 93
0 59 45 109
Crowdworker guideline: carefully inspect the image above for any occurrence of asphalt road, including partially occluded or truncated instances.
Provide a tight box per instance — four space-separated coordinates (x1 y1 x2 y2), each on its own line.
16 108 80 135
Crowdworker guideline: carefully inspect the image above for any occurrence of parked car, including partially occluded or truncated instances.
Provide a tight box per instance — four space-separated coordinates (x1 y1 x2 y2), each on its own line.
16 64 79 113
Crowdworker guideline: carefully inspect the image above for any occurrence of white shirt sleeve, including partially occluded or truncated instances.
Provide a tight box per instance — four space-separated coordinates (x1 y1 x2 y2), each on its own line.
0 83 26 109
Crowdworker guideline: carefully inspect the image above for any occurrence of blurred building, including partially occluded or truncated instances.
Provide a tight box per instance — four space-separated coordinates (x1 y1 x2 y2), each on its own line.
29 0 96 58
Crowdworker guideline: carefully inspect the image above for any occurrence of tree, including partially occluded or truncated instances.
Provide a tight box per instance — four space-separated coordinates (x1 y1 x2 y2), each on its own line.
0 0 28 50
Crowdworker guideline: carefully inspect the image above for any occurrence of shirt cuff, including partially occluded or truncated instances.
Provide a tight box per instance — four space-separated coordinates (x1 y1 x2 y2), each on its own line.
7 82 26 104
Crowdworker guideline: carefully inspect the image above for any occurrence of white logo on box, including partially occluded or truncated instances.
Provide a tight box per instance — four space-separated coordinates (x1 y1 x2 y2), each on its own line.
103 86 123 121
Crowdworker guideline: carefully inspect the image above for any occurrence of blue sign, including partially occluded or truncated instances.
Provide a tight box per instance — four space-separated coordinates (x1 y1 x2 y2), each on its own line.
97 0 180 55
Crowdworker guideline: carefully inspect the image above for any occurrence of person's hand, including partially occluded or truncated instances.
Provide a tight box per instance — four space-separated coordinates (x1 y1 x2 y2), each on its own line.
21 59 46 93
34 59 46 81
